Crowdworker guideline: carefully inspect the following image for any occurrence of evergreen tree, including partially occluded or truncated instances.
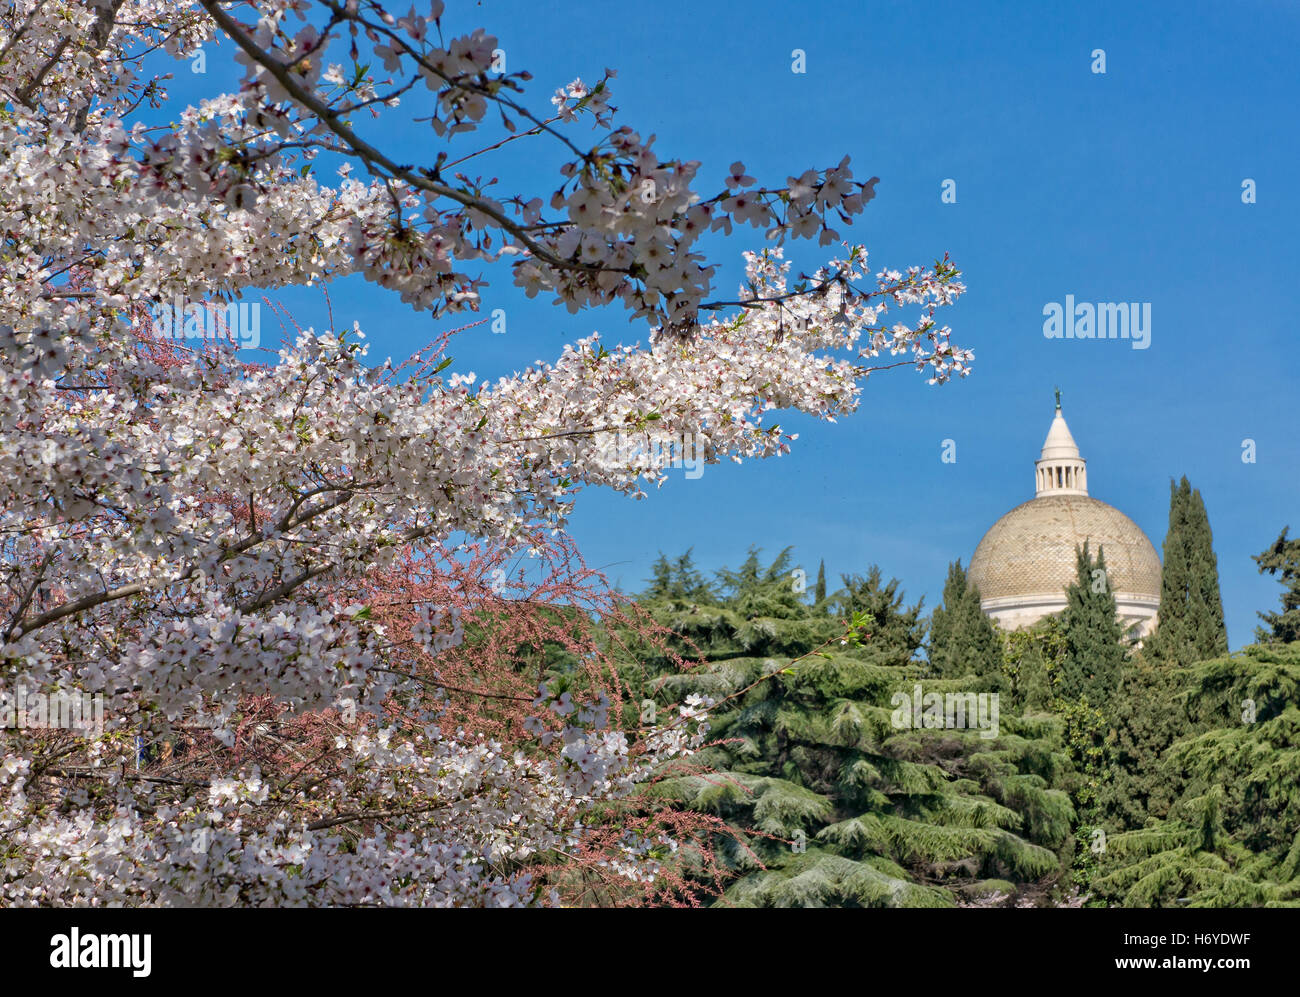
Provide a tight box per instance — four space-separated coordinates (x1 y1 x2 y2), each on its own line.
833 566 926 657
1000 616 1065 712
1254 527 1300 643
929 559 1002 680
644 548 714 605
1096 650 1202 831
1148 477 1228 665
632 550 1076 907
997 610 1114 902
1096 481 1224 836
1045 563 1129 903
1058 543 1126 707
646 553 674 599
1093 642 1300 907
814 559 827 608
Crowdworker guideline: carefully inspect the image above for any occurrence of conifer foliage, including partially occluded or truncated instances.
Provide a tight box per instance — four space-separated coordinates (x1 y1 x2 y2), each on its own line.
1097 652 1201 831
1099 479 1225 834
929 560 1001 680
630 550 1075 907
1147 478 1228 665
1093 642 1300 907
1058 544 1127 707
1254 527 1300 644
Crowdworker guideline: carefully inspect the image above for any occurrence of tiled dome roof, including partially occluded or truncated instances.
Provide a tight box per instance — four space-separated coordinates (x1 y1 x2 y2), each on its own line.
968 494 1162 602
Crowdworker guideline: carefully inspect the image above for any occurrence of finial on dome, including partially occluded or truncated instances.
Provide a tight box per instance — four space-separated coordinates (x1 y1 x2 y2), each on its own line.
1054 386 1061 410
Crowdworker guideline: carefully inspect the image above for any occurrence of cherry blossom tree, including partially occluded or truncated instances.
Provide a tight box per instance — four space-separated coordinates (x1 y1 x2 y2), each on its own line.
0 0 969 905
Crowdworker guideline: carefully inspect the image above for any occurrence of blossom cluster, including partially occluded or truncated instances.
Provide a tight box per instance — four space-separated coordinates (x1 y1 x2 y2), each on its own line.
0 0 968 905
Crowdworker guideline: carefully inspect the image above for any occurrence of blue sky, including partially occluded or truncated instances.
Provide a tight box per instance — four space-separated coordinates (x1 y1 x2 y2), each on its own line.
172 0 1298 648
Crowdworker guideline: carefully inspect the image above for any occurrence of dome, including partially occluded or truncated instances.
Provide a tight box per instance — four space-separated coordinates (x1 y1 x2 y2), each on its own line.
969 494 1162 602
967 399 1162 638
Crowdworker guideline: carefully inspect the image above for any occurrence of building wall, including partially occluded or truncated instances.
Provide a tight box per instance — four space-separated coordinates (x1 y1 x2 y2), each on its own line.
980 592 1159 641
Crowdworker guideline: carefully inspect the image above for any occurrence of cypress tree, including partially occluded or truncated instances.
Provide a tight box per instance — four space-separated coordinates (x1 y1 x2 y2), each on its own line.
1097 649 1200 830
1058 542 1126 706
1148 477 1228 665
814 559 827 608
1098 478 1227 834
1099 480 1223 834
929 559 1001 679
1254 526 1300 643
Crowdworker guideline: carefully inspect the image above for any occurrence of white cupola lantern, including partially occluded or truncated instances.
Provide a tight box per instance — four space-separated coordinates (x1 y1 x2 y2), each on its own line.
1034 389 1088 497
